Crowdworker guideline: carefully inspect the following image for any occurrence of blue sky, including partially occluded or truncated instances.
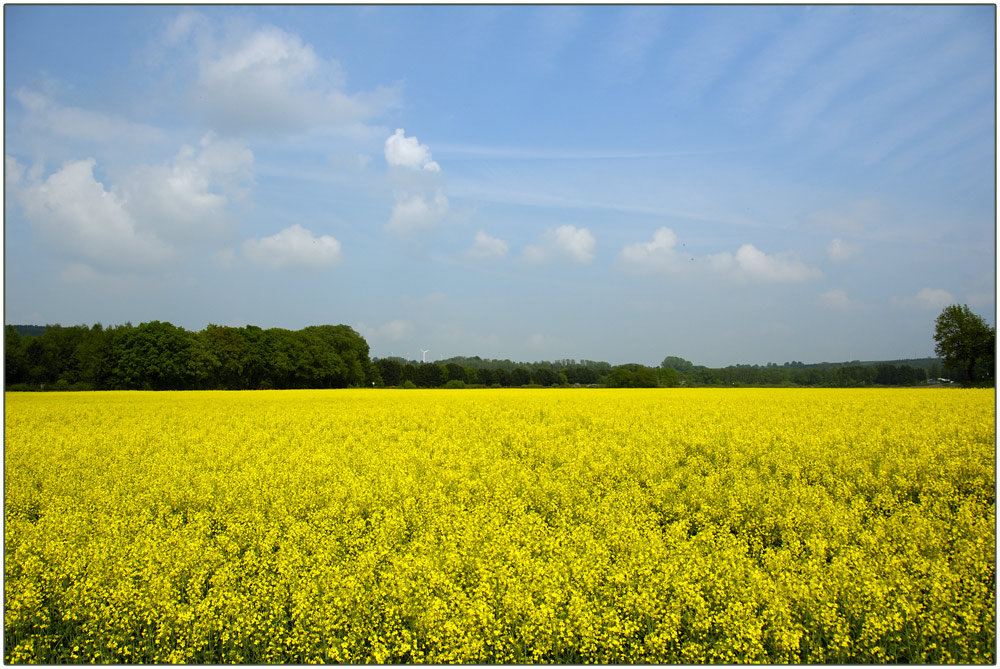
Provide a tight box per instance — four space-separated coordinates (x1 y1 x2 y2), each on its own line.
4 4 995 366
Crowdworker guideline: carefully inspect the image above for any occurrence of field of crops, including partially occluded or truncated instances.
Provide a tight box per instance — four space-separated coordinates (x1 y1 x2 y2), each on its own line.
4 388 995 663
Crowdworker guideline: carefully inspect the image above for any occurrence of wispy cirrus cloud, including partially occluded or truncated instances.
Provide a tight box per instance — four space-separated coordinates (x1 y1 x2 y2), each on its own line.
599 5 666 81
14 87 167 145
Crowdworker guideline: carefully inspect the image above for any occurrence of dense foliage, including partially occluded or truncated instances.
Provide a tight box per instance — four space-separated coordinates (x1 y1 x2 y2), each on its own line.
4 323 378 391
5 389 994 663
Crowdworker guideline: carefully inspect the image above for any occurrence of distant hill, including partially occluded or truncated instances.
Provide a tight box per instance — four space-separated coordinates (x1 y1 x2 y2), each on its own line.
8 324 48 338
778 357 942 371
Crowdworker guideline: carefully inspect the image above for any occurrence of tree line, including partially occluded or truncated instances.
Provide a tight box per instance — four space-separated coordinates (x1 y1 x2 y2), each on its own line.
0 320 943 391
4 322 378 391
5 303 992 391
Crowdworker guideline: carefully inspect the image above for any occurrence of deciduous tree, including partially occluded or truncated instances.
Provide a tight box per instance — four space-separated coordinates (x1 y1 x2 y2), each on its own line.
933 304 995 385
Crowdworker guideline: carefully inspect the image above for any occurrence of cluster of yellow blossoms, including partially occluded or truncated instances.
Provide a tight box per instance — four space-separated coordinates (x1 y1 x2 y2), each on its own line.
5 388 995 663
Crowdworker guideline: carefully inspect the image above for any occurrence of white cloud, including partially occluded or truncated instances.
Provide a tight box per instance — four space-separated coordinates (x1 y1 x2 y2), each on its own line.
819 288 852 309
11 157 172 269
242 224 342 270
174 17 398 135
122 134 253 243
465 230 508 260
826 237 860 262
729 243 822 283
7 134 253 271
163 9 211 46
385 129 440 172
618 227 687 274
14 87 167 145
619 226 821 283
5 155 25 193
386 191 449 237
523 225 596 265
893 287 955 310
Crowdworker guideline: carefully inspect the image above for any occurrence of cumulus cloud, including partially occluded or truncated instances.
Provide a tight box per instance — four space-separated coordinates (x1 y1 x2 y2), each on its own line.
9 157 172 269
242 224 342 270
893 287 955 310
7 130 253 271
122 133 253 243
523 225 596 265
727 243 822 283
826 237 860 262
819 288 852 309
386 191 449 237
618 226 821 283
172 15 399 135
465 230 508 260
618 227 687 274
385 128 440 172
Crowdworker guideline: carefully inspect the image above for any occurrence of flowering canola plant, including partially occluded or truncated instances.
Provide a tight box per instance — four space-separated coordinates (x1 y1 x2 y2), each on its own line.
4 388 995 663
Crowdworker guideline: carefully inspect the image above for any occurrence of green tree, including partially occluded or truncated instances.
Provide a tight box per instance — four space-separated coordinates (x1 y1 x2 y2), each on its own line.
510 366 532 387
5 326 29 386
75 324 114 389
416 363 445 388
109 321 204 390
933 304 996 386
477 367 495 386
661 356 694 373
375 358 404 387
492 368 511 387
658 366 679 387
445 362 465 385
201 324 247 389
532 367 559 386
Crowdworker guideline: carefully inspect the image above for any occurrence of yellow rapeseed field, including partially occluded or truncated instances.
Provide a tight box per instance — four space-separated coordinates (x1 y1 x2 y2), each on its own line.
4 388 995 663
